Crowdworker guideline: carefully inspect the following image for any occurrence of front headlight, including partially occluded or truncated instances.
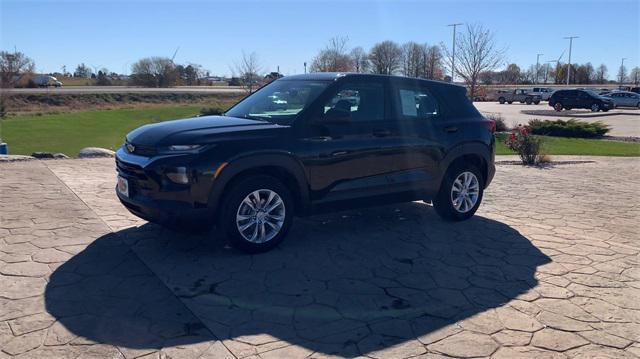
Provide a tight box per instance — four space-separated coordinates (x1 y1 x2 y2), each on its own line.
157 144 207 154
168 145 203 151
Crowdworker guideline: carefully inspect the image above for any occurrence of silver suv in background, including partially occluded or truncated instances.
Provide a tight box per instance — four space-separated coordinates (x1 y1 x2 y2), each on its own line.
530 87 554 101
602 91 640 109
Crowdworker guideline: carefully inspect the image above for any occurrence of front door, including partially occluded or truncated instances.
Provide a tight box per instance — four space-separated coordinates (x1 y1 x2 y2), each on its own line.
297 77 391 201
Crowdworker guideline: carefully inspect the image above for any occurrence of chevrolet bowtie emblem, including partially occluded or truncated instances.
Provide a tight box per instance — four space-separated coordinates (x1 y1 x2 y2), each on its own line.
126 143 135 153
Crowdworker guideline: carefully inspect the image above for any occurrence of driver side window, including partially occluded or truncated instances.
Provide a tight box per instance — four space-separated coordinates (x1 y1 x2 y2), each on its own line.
322 81 385 122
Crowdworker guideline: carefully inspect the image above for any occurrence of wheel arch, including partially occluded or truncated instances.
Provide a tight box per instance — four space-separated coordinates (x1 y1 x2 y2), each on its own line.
208 152 310 216
439 143 492 188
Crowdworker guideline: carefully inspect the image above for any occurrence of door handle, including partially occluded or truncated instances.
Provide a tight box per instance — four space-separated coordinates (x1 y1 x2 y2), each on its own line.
306 136 332 141
444 126 458 133
373 129 391 137
331 150 349 156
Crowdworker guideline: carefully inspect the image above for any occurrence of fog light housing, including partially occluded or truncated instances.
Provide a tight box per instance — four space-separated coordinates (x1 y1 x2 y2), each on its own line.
166 167 189 184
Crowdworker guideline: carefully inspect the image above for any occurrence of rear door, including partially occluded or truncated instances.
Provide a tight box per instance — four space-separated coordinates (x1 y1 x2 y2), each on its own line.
381 80 443 191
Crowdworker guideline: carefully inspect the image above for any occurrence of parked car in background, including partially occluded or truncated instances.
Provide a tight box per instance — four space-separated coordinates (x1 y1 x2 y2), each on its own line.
530 87 554 101
498 89 541 105
548 89 614 112
115 73 496 252
630 87 640 94
34 75 62 87
603 91 640 108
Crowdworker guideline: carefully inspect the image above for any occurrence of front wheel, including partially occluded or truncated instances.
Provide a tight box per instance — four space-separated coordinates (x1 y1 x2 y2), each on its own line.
525 98 532 105
433 164 484 221
219 175 294 253
498 97 505 104
591 103 600 112
534 100 540 105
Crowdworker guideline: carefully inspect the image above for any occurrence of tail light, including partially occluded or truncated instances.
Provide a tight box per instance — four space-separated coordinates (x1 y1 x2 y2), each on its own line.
484 119 497 134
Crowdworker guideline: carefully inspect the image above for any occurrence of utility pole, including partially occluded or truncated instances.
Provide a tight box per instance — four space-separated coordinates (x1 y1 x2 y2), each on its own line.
564 36 578 85
535 53 543 84
303 62 307 74
619 58 627 85
447 23 463 83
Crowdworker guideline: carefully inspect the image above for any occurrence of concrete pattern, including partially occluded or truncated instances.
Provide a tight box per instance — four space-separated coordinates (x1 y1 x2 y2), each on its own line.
1 157 639 358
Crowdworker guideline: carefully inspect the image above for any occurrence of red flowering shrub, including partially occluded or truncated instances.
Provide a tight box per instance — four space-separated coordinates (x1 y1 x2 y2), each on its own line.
505 125 544 165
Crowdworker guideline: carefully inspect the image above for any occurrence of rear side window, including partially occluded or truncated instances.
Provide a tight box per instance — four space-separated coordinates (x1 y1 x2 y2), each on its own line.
396 87 438 119
323 81 385 122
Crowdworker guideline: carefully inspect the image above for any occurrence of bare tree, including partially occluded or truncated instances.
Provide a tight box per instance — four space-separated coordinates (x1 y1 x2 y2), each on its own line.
617 63 628 84
0 51 35 88
401 42 424 78
595 64 608 84
424 45 444 80
630 67 640 86
130 57 176 87
442 24 504 97
369 40 403 75
350 47 369 73
233 51 262 93
310 37 354 73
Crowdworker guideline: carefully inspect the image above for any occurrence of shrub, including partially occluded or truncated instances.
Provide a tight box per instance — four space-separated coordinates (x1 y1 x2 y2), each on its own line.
528 119 609 138
200 105 227 116
484 113 509 132
505 125 544 165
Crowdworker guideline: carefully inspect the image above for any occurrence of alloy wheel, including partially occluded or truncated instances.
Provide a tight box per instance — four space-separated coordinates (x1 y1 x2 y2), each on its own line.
236 189 285 243
450 172 480 214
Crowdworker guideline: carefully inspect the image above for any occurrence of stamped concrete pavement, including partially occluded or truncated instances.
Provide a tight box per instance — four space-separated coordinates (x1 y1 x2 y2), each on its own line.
1 157 639 358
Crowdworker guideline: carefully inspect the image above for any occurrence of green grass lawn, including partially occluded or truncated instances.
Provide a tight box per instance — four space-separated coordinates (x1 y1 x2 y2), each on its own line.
2 108 639 157
496 133 640 157
1 106 202 156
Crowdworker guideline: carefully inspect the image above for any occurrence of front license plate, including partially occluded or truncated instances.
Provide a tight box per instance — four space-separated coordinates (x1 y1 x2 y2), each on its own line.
117 176 129 198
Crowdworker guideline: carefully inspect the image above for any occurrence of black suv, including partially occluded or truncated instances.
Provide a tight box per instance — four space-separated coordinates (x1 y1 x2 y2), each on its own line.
116 73 496 252
548 89 614 112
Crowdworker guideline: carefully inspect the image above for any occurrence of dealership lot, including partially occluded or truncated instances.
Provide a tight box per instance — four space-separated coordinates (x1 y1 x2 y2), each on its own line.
1 158 639 358
475 101 640 137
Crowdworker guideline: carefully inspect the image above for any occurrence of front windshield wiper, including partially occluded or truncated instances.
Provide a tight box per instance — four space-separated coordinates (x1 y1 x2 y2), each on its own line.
227 114 271 122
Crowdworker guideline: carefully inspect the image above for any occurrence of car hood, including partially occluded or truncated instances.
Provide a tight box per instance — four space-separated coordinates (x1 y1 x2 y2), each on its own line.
126 115 288 146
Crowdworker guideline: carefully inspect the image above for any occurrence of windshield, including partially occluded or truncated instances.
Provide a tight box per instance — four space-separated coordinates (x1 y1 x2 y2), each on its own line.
225 80 330 124
585 90 603 98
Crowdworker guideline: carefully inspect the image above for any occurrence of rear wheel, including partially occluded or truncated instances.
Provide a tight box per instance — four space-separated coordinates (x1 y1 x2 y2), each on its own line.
554 102 563 111
591 103 600 112
525 98 532 105
507 101 513 104
219 175 294 253
498 97 505 104
433 163 484 221
534 100 540 105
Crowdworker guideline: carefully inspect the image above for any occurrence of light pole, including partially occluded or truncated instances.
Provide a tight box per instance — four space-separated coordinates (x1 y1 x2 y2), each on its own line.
303 62 307 74
563 36 578 85
619 58 627 85
447 23 463 83
535 53 544 84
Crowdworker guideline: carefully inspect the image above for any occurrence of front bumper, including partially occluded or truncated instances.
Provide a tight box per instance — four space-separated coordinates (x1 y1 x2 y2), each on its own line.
115 147 212 225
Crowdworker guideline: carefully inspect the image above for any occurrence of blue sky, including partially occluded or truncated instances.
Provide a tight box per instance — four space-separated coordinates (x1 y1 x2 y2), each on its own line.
1 0 638 79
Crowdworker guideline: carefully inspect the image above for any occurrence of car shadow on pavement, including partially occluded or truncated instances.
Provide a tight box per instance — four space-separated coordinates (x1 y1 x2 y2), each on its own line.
45 202 551 356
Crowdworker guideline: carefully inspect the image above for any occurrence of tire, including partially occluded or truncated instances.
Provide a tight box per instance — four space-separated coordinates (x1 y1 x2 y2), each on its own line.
432 163 484 221
554 102 563 111
534 100 540 105
602 108 609 112
507 101 513 104
591 103 600 112
498 97 505 104
637 102 640 109
218 175 294 253
525 98 532 105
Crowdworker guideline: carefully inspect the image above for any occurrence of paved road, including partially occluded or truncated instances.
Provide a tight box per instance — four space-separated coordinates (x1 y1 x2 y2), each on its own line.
1 157 639 358
2 86 245 94
475 102 640 137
